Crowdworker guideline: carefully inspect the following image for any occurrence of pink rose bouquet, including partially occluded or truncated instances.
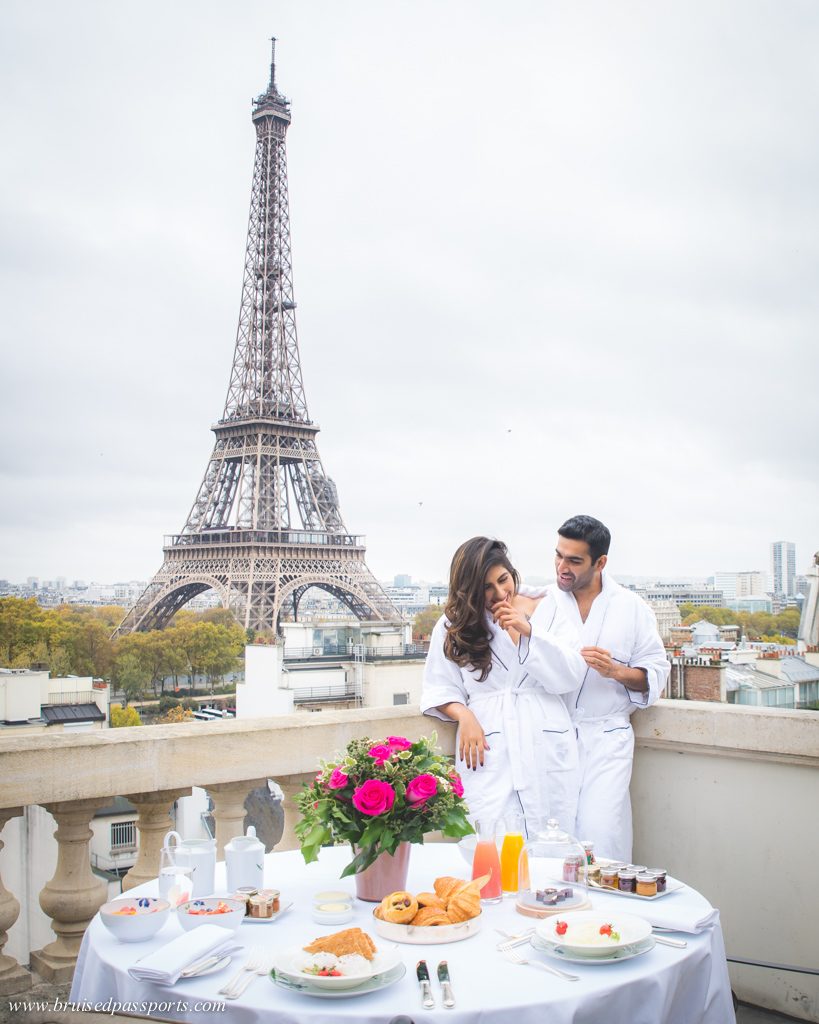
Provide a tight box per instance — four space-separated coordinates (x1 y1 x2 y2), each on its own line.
296 733 474 877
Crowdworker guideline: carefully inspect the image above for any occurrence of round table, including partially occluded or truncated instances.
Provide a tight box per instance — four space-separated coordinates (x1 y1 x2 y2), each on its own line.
70 844 735 1024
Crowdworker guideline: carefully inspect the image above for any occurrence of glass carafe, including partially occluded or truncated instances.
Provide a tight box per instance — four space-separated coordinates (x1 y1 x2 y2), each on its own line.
471 819 502 903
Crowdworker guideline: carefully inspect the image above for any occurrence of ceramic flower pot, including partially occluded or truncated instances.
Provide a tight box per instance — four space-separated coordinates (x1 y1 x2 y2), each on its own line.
353 841 411 902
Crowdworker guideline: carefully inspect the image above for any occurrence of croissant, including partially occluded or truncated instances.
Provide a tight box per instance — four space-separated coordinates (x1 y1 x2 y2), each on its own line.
416 891 447 909
433 875 465 901
411 905 451 926
379 891 418 924
446 890 481 923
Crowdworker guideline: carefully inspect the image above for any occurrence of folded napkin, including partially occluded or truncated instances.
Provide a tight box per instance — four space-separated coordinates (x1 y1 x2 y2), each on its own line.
637 902 720 935
128 925 240 985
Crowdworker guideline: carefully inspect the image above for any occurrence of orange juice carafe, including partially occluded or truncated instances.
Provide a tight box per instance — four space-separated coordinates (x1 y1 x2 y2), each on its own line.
471 820 502 903
500 814 525 893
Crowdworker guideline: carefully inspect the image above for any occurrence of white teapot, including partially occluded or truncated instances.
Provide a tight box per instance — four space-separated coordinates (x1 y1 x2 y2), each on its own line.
225 825 265 892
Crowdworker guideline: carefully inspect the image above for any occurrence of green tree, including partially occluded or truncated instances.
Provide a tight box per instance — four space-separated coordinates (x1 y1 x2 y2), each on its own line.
413 605 444 639
112 652 150 705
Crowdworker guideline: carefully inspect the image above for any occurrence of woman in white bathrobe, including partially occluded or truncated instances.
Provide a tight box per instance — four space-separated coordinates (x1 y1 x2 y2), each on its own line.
421 537 586 835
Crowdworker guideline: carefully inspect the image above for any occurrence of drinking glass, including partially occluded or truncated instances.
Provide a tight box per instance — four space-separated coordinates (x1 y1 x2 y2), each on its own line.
158 846 194 907
500 814 525 894
471 819 502 903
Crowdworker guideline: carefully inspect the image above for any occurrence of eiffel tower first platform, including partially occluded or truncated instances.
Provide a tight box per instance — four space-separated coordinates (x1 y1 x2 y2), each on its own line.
115 42 399 637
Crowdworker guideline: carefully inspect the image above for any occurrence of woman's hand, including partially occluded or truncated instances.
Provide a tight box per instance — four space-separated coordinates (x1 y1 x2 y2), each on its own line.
491 596 532 639
457 709 490 770
439 703 490 770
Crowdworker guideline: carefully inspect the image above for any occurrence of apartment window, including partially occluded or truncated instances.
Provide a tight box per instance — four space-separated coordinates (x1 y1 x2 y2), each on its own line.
393 693 409 706
111 820 137 852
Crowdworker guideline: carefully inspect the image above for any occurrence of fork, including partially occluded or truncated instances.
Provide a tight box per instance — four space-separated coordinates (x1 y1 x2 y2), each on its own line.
219 947 265 998
494 927 534 948
501 944 579 981
225 949 275 1000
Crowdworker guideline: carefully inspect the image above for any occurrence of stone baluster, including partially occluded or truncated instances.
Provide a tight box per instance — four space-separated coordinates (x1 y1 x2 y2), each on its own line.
209 779 268 856
0 807 31 995
275 773 316 851
121 788 191 891
30 799 108 983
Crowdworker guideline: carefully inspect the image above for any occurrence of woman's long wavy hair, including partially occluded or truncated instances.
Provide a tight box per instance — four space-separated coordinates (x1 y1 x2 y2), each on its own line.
443 537 519 682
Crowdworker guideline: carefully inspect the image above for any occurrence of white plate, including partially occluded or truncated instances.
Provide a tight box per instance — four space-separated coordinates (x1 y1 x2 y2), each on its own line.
536 911 652 957
273 945 402 991
588 877 684 900
270 962 407 998
372 909 481 945
242 901 293 923
531 933 656 965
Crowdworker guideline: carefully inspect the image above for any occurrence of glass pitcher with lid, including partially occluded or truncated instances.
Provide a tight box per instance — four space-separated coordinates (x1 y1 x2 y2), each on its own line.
515 817 590 917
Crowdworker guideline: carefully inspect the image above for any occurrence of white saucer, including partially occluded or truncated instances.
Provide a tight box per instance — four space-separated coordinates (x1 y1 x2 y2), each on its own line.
269 962 407 998
530 934 656 965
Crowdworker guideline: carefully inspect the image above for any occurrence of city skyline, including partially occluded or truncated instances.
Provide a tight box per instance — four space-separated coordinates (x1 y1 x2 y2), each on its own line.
2 3 818 586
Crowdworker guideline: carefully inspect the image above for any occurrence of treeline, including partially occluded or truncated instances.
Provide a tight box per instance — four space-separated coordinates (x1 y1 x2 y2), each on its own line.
678 604 801 643
0 598 246 701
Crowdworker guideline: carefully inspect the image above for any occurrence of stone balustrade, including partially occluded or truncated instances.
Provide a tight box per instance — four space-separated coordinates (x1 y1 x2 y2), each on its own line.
0 701 817 1020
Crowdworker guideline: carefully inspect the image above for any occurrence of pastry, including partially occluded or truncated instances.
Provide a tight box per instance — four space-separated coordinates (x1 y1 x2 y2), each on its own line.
411 906 451 926
445 890 481 923
433 875 465 901
379 891 418 924
416 891 446 909
303 927 376 960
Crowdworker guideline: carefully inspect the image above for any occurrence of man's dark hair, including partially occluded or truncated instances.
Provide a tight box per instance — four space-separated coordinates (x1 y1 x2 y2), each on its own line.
558 515 611 563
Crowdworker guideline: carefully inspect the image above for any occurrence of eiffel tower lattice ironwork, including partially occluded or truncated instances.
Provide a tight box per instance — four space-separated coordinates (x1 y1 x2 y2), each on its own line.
115 42 399 637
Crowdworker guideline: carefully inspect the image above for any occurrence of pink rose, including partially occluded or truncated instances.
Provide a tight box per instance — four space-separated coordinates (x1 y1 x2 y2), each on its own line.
368 744 392 765
448 770 464 799
406 773 438 805
327 768 349 790
387 736 412 751
352 779 396 816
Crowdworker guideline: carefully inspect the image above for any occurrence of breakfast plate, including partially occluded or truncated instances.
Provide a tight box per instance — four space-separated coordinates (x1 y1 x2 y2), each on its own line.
531 933 656 965
536 911 652 958
270 962 406 998
272 945 402 991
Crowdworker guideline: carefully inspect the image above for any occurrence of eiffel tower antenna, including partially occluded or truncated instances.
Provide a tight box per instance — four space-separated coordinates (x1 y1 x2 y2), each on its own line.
115 41 399 636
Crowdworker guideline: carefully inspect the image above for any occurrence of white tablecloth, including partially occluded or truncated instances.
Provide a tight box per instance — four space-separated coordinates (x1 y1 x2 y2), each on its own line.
70 845 736 1024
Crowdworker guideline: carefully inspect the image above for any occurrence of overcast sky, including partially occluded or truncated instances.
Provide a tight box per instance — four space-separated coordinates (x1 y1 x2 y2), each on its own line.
1 0 818 588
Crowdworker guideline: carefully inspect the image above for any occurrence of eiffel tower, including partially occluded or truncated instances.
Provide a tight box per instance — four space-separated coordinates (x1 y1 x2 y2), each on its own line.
115 41 399 637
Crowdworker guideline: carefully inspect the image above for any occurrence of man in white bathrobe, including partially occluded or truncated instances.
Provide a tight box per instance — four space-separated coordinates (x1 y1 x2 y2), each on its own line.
550 515 670 862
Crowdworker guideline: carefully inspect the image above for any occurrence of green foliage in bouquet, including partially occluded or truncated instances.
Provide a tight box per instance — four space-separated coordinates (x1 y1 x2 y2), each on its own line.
295 733 474 877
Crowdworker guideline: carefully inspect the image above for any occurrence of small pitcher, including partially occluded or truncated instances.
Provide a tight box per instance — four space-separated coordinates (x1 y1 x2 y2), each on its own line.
225 825 265 892
162 831 216 898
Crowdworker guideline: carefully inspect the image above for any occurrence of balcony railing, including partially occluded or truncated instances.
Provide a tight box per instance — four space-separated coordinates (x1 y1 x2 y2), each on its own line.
0 701 816 1020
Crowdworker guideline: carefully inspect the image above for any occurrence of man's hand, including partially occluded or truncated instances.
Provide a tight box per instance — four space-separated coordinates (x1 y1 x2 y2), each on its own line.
581 646 620 679
581 647 648 692
492 597 532 639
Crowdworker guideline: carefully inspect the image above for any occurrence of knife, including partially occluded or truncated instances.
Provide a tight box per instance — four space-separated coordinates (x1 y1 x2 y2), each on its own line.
416 960 435 1009
437 961 455 1009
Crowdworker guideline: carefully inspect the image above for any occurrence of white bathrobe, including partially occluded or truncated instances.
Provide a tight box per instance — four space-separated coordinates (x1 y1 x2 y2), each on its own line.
421 593 586 835
549 572 670 862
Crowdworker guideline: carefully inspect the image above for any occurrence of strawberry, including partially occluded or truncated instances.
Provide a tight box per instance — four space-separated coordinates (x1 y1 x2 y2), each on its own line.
599 923 612 936
555 920 568 936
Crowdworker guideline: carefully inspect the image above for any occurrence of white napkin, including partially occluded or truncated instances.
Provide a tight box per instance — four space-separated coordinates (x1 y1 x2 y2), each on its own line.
128 925 240 985
637 903 720 935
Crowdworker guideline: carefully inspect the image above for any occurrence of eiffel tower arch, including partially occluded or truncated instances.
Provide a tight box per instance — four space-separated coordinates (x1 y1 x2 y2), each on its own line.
115 41 399 638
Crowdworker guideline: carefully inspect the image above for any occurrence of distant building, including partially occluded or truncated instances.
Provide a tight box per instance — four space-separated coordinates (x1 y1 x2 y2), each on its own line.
647 599 681 641
638 583 723 607
771 541 796 597
0 670 109 732
727 595 773 614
